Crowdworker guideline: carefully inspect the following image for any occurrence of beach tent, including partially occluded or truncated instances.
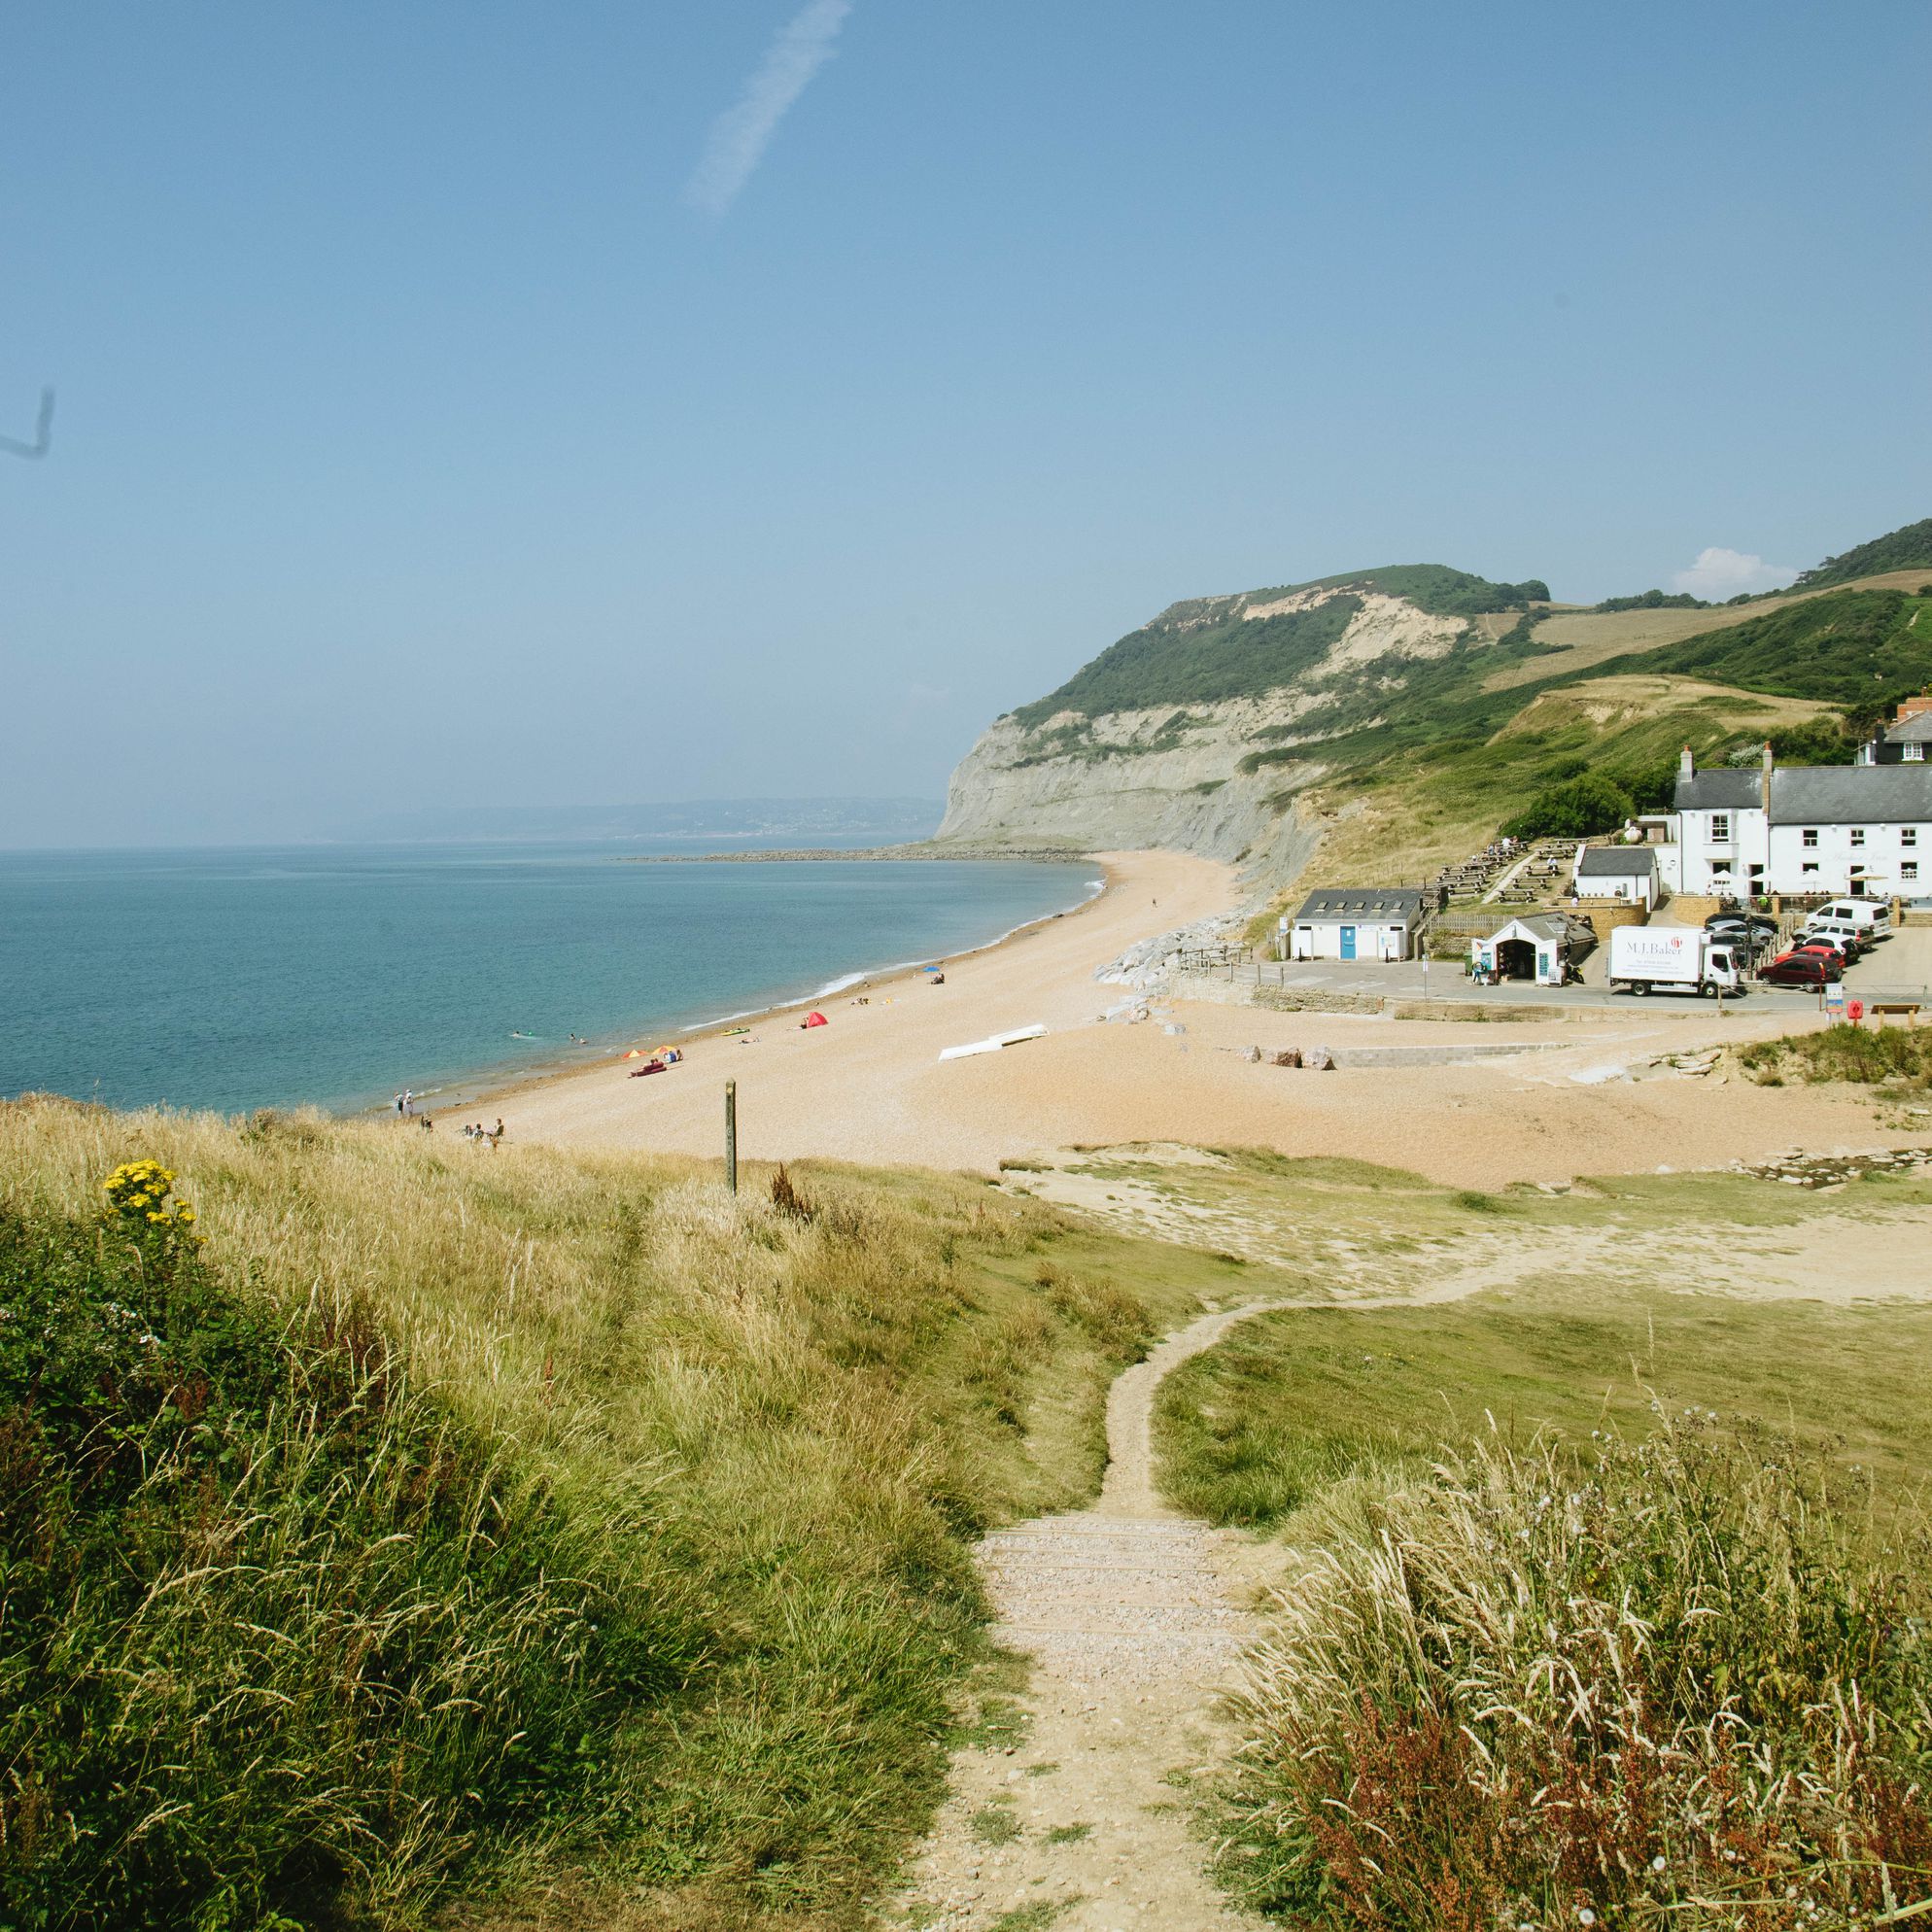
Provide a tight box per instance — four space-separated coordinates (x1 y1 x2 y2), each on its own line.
804 1011 829 1028
623 1048 646 1059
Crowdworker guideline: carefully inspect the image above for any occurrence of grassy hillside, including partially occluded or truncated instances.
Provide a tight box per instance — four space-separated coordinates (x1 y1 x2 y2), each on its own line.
1600 582 1932 707
1793 513 1932 590
1010 565 1542 726
0 1099 1242 1931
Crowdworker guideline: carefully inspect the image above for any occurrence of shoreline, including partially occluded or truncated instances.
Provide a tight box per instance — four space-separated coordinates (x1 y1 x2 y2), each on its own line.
619 843 1095 865
399 859 1123 1121
459 847 1930 1190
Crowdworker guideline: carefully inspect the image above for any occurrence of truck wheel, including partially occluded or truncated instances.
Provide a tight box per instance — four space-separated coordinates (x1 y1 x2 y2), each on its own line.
1631 982 1648 996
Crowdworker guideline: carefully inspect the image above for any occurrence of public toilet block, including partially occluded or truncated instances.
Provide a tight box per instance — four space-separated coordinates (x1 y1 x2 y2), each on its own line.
1290 888 1430 963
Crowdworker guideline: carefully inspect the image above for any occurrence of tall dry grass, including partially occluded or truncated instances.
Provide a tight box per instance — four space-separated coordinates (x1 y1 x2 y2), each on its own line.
1216 1413 1932 1929
0 1096 1161 1927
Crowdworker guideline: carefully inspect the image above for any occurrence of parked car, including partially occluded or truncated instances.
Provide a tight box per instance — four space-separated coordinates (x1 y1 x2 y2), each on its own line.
1805 917 1874 957
1760 950 1843 986
1794 934 1861 963
1706 913 1778 939
1807 898 1893 941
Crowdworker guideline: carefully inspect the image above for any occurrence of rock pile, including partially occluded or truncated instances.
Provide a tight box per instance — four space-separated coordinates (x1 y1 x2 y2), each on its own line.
1737 1145 1932 1189
1092 914 1247 994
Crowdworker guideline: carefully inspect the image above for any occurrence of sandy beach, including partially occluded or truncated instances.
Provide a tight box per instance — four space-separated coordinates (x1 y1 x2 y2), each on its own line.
472 849 1915 1190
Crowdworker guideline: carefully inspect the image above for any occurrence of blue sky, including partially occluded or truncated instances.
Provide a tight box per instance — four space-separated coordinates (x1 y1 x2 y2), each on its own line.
2 1 1927 845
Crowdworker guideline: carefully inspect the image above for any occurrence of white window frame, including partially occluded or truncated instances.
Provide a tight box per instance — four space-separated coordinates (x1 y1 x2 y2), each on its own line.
1709 812 1730 843
1904 828 1918 847
1905 862 1920 880
1851 827 1867 847
1803 828 1819 848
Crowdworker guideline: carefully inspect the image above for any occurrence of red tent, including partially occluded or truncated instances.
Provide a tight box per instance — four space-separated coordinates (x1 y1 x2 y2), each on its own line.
804 1011 828 1027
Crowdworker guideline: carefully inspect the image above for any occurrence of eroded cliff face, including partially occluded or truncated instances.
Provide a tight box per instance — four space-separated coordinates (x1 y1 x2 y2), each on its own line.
936 583 1472 885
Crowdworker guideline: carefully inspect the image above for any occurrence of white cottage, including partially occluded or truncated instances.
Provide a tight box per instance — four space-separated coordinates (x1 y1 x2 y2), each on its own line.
1289 888 1430 962
1572 844 1659 909
1672 746 1932 898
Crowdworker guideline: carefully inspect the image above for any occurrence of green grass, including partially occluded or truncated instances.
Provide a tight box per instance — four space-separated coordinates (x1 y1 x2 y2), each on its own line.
1156 1285 1932 1528
1043 1823 1091 1845
0 1099 1232 1930
988 1902 1078 1931
1741 1019 1932 1090
1626 585 1932 703
968 1802 1021 1846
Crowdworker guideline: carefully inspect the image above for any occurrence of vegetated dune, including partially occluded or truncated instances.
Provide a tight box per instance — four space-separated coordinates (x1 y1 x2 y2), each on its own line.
0 1095 1225 1931
1485 567 1932 690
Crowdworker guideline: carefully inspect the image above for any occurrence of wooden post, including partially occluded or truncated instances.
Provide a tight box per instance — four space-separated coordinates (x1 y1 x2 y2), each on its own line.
724 1079 738 1195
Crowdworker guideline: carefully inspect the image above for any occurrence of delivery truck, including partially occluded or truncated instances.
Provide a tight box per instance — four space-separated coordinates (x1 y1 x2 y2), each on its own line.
1607 925 1745 998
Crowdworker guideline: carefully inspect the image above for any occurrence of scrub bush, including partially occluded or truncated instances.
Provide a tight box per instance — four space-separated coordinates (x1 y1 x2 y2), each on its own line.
1217 1417 1932 1929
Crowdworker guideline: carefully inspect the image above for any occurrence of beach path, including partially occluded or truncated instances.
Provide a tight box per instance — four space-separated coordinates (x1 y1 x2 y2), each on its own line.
880 1299 1295 1931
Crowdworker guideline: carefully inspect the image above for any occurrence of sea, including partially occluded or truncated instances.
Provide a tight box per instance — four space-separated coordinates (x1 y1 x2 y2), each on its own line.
0 843 1098 1118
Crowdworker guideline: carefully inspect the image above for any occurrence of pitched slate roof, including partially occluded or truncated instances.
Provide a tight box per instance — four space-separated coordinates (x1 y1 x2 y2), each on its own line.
1293 887 1429 923
1674 768 1762 811
1770 764 1932 824
1886 713 1932 744
1486 914 1570 943
1577 845 1657 877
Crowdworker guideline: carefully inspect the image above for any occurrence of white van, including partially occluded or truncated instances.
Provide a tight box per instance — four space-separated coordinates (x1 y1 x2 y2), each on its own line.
1805 898 1891 941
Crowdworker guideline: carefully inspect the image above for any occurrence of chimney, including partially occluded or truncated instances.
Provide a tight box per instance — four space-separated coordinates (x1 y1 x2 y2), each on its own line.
1760 740 1773 815
1678 744 1694 779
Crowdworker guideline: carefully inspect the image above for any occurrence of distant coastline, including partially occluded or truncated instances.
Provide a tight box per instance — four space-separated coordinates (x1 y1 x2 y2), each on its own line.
620 843 1094 865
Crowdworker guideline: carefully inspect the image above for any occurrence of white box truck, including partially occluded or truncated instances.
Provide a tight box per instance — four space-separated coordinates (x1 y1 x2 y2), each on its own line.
1607 925 1745 998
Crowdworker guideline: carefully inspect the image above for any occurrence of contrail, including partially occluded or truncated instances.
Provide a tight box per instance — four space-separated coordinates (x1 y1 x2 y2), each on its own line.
684 0 852 218
0 387 53 460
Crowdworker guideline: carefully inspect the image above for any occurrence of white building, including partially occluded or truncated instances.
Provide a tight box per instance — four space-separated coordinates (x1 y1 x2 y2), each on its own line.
1289 888 1430 962
1471 914 1582 986
1671 746 1932 899
1572 844 1659 909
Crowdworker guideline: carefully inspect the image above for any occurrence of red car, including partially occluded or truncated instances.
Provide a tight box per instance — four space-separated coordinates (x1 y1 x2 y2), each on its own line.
1759 950 1843 987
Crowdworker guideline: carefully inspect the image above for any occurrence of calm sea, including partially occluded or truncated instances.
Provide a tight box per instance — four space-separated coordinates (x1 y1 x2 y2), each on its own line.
0 844 1097 1117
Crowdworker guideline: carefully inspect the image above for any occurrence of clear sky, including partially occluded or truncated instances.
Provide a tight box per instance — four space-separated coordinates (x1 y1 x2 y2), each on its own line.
2 1 1928 845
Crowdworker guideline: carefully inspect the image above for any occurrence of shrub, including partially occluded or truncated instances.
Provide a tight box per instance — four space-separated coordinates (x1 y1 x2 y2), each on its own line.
1741 1022 1932 1089
1217 1416 1932 1929
1502 772 1635 841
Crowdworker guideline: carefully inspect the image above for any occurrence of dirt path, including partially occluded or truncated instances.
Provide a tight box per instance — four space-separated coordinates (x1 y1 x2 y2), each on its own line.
884 1304 1297 1931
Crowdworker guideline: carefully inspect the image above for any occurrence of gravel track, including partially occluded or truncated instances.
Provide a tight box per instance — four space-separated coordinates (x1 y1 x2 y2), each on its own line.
883 1302 1295 1931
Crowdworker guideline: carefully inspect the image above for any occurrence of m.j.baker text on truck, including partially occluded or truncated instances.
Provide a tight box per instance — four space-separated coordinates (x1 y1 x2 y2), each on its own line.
1608 926 1745 998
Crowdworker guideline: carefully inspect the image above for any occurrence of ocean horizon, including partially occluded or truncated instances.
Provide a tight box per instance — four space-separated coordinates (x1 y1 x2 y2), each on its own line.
0 841 1097 1118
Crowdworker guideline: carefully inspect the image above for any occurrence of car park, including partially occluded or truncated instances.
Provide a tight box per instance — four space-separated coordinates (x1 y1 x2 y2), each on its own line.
1760 951 1843 987
1805 917 1875 957
1807 898 1892 941
1794 933 1861 963
1707 913 1778 940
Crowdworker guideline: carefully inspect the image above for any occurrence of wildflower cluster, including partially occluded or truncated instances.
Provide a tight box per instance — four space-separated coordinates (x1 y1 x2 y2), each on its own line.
101 1158 201 1243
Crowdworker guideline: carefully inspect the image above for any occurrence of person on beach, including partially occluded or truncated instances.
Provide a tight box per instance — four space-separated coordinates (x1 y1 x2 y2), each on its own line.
403 1089 414 1118
395 1093 404 1117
